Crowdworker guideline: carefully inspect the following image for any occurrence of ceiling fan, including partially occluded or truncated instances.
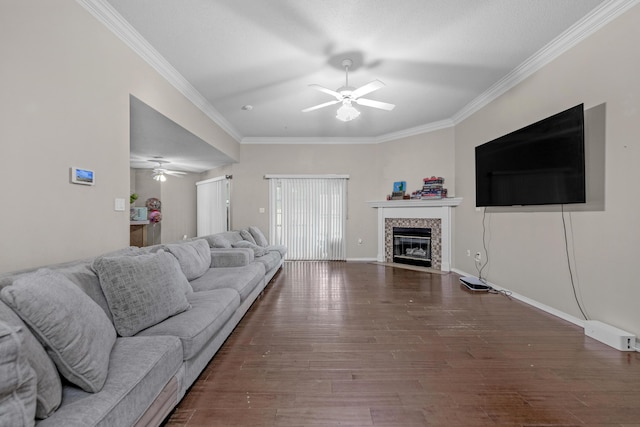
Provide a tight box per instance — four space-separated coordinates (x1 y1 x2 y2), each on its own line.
148 159 186 182
302 59 395 122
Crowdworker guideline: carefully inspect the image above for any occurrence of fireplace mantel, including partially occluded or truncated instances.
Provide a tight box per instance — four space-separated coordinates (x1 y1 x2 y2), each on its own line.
367 198 462 208
367 198 462 271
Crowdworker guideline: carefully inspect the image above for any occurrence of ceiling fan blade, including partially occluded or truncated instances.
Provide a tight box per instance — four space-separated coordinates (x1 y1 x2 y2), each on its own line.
302 99 341 113
355 98 396 111
351 80 385 99
309 84 342 100
165 170 186 176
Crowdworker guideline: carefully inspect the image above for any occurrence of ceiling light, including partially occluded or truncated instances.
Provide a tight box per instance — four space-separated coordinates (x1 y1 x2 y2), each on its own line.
302 58 394 122
336 101 360 122
153 173 166 182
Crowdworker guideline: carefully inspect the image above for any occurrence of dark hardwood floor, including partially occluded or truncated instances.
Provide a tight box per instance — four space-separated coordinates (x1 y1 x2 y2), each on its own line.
165 262 640 426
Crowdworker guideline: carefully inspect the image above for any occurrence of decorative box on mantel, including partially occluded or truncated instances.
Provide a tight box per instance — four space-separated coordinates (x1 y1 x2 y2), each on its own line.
367 198 462 271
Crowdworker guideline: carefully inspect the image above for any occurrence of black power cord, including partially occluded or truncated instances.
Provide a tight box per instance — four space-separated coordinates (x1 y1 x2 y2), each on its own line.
475 208 512 298
477 208 489 282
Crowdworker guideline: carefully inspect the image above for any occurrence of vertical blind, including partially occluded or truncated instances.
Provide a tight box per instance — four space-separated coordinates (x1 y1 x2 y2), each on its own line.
196 176 230 236
268 175 348 261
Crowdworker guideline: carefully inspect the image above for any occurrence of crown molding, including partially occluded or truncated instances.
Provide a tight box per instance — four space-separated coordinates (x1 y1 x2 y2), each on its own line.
76 0 242 142
451 0 640 124
78 0 637 144
372 119 455 144
241 119 455 145
241 136 375 145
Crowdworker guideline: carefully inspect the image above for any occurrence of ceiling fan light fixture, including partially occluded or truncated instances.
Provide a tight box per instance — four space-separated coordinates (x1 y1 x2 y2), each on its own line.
153 172 166 182
336 101 360 122
303 58 394 120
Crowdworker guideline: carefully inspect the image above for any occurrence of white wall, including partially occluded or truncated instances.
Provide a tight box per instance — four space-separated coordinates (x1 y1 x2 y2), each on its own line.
0 0 238 273
454 4 640 336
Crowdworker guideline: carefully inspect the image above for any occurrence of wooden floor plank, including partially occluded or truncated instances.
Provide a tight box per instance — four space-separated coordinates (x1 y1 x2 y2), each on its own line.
165 262 640 426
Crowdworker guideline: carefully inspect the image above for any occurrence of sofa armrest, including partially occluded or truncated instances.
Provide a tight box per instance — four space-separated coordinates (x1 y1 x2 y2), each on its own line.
209 248 254 268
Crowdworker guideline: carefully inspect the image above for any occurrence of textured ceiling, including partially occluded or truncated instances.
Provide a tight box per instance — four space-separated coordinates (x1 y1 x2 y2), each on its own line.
88 0 630 171
105 0 608 143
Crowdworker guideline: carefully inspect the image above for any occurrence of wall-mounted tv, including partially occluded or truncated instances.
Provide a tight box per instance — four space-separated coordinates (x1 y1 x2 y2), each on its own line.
475 104 586 207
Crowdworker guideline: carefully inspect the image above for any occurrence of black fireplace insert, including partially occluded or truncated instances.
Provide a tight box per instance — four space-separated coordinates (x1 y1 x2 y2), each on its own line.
392 227 432 267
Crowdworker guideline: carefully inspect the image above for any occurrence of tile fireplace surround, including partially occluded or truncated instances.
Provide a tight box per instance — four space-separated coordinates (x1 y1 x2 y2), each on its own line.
367 198 462 271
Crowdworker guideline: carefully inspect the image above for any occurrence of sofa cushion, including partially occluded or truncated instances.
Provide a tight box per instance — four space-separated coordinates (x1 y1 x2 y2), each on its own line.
55 261 114 323
0 269 116 393
203 234 232 249
0 321 37 427
210 248 254 268
248 226 269 247
0 300 61 419
137 289 241 360
189 263 265 301
232 240 268 257
36 336 183 427
93 251 192 337
240 229 257 245
164 239 210 281
267 244 288 258
253 251 282 273
217 231 244 245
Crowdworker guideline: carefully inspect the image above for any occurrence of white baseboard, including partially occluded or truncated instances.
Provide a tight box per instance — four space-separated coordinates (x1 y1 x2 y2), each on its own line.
346 257 378 262
450 268 585 329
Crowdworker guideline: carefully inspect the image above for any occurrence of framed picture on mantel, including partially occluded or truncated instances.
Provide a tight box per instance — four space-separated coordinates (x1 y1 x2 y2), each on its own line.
393 181 406 193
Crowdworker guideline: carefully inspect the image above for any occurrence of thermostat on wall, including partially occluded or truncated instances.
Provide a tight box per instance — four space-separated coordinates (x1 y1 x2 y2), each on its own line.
70 167 95 185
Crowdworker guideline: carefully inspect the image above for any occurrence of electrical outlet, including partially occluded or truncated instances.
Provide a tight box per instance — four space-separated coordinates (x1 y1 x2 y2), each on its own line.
475 252 481 261
466 249 471 257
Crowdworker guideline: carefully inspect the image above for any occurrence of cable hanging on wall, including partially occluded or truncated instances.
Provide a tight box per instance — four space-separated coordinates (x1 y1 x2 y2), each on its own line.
561 204 589 320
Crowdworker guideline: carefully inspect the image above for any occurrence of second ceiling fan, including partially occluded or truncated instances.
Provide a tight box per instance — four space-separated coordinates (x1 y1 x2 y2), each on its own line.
302 59 395 122
149 159 186 182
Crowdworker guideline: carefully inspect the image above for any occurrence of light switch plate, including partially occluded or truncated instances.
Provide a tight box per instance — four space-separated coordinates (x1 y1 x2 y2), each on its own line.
114 198 126 211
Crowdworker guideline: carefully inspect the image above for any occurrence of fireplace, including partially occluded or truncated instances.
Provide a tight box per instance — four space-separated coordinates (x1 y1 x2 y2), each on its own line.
392 227 432 267
368 198 462 271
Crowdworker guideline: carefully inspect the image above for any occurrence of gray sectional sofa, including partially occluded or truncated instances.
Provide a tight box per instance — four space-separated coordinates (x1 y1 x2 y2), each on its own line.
0 227 285 427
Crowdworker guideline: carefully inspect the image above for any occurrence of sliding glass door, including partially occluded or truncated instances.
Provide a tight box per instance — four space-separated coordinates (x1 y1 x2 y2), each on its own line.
268 176 347 260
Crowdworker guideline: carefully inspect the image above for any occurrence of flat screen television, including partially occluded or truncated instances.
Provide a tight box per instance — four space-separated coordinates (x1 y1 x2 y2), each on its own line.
475 104 585 207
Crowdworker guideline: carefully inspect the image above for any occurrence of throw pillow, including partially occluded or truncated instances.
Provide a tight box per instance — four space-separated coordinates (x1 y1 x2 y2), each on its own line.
202 234 232 249
0 269 116 393
93 251 191 337
248 226 269 247
164 239 210 282
240 229 257 245
0 321 37 426
0 300 61 419
232 240 268 257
